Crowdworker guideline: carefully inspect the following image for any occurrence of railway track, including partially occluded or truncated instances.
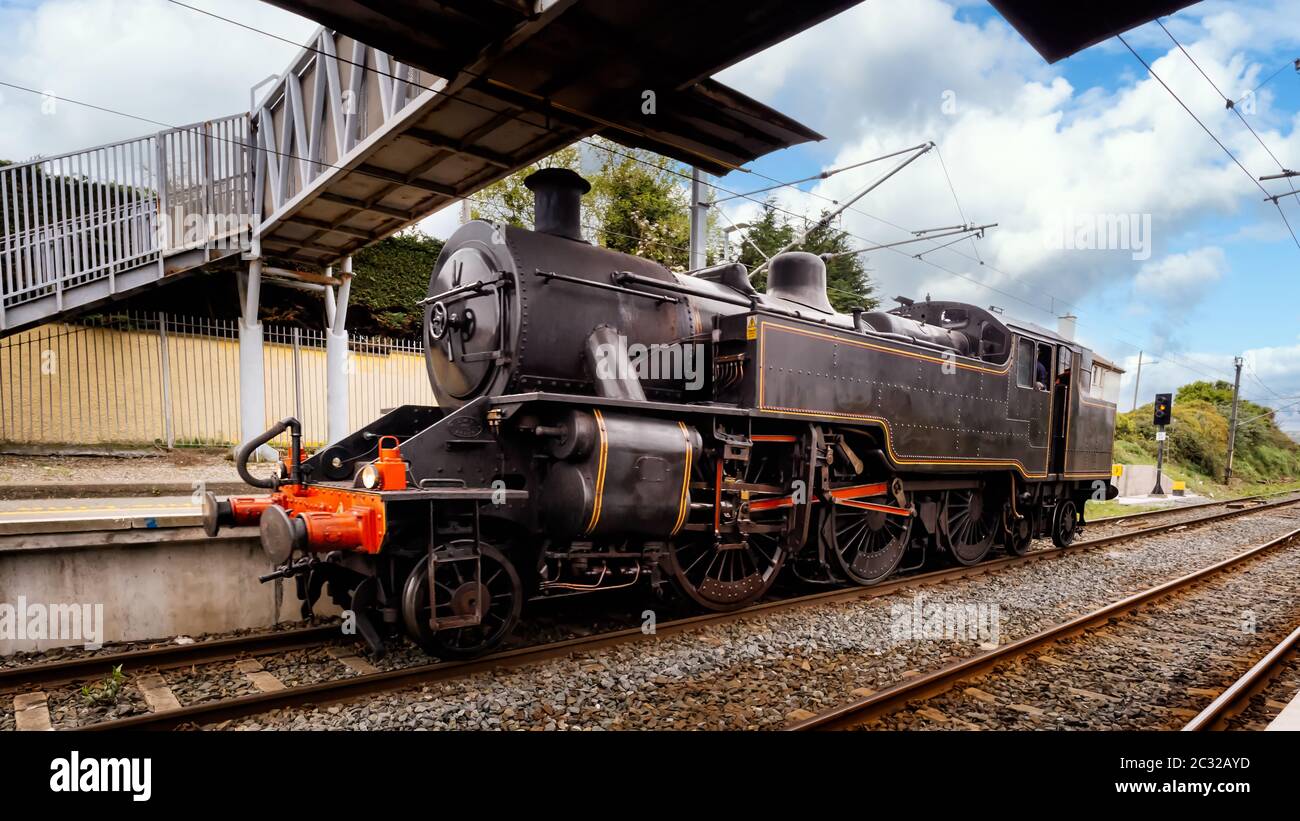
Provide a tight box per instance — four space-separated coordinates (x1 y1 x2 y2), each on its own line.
1090 493 1269 525
5 492 1298 730
787 524 1300 731
1182 623 1300 731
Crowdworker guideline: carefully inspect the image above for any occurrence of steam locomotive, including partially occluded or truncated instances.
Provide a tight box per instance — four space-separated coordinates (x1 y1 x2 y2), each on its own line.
203 168 1121 657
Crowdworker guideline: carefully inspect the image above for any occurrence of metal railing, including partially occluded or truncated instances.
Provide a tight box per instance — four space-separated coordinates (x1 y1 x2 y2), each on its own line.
0 114 252 317
0 311 435 448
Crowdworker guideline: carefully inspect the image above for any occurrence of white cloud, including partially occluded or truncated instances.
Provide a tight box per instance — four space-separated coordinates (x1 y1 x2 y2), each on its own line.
0 0 315 163
1132 246 1227 308
715 0 1300 359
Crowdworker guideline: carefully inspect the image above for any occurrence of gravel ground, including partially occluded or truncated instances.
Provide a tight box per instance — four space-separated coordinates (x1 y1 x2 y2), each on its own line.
208 504 1300 730
0 617 337 671
861 539 1300 730
46 676 151 728
259 647 358 687
1223 647 1300 730
0 450 276 488
163 661 261 705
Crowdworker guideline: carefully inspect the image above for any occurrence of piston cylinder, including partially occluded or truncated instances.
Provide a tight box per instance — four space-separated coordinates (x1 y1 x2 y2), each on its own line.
540 411 701 538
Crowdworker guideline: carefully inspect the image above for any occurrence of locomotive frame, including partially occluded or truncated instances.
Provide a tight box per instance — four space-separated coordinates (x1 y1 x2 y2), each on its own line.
203 169 1122 657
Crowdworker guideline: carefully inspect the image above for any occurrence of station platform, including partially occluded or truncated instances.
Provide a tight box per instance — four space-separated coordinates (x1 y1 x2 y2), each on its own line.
1267 688 1300 731
0 492 311 656
0 496 202 535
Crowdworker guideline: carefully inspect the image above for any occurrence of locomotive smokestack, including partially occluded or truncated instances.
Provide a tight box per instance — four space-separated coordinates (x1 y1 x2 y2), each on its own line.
524 167 590 242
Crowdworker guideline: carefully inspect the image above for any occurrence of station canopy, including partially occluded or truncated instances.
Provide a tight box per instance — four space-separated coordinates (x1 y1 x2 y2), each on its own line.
262 0 868 175
989 0 1202 63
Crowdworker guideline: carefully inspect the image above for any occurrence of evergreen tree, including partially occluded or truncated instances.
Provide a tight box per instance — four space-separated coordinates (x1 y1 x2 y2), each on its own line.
736 199 877 311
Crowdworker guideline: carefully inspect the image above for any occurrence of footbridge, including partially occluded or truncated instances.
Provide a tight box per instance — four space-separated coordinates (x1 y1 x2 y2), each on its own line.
1 0 859 448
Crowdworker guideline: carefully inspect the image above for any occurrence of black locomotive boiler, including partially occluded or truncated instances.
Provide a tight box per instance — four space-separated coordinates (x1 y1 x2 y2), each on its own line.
204 168 1122 657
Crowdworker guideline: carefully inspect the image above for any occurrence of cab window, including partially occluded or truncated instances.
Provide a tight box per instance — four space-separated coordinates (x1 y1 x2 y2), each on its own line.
1016 339 1035 388
1035 344 1052 391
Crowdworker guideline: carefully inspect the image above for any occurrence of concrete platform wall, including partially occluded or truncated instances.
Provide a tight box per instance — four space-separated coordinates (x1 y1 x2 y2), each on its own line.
1112 464 1176 497
0 526 327 655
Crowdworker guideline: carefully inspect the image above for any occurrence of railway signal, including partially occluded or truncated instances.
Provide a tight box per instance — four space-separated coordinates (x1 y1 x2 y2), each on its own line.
1153 393 1172 426
1152 393 1172 496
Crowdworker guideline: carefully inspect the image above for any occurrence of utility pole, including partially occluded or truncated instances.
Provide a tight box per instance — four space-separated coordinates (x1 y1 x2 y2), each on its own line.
1225 355 1244 483
1131 351 1143 412
689 168 708 270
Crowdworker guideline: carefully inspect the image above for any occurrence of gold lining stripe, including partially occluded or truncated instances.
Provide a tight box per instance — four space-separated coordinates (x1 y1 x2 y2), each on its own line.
764 321 1013 376
671 422 693 535
583 410 608 535
753 319 1112 482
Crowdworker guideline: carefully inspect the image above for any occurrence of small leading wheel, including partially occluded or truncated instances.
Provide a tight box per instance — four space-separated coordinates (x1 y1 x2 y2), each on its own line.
823 503 911 585
939 489 999 565
1052 499 1080 548
401 541 522 658
1005 512 1034 556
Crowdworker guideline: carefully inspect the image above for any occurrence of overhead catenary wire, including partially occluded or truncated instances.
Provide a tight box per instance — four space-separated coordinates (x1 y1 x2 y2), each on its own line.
933 144 983 265
1117 32 1300 251
11 4 1256 390
162 0 1278 387
710 147 922 205
1155 20 1300 212
1233 54 1300 107
748 141 935 278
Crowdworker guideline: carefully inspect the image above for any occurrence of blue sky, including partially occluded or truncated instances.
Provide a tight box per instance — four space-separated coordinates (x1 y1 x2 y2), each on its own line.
1 0 1298 430
710 0 1300 430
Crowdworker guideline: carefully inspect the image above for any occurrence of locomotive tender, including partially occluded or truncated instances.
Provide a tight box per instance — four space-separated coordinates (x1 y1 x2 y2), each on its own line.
203 168 1122 657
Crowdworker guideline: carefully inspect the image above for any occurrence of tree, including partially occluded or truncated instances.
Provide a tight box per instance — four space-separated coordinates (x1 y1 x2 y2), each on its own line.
588 141 698 269
470 145 584 228
736 199 877 311
347 230 446 336
468 138 717 270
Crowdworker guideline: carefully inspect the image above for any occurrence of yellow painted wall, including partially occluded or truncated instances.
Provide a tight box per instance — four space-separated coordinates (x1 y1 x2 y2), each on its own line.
0 320 435 447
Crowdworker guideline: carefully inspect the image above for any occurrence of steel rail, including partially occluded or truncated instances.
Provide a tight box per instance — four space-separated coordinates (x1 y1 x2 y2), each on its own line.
1182 623 1300 731
0 625 341 692
59 496 1300 731
1089 493 1267 524
787 524 1300 731
12 490 1278 695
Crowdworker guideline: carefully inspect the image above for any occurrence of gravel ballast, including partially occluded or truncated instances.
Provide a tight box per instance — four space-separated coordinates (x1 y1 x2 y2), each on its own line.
210 505 1300 730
